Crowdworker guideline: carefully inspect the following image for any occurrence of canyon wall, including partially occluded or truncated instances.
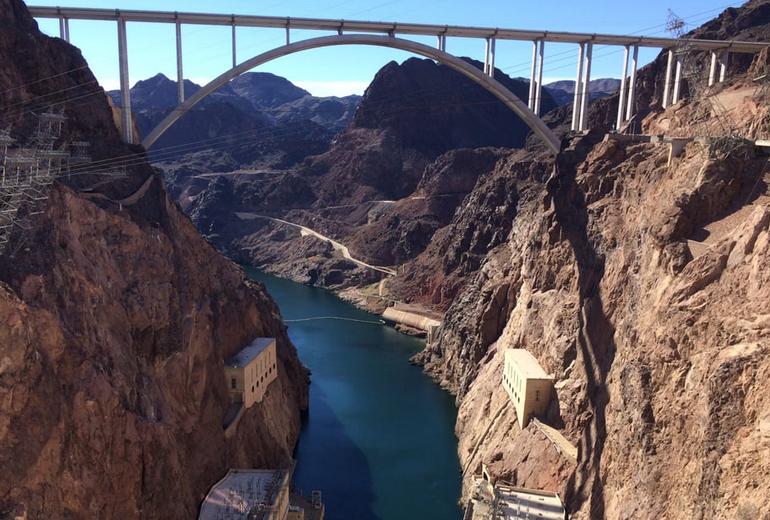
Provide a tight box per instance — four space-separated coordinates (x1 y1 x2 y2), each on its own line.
416 48 770 520
0 1 308 518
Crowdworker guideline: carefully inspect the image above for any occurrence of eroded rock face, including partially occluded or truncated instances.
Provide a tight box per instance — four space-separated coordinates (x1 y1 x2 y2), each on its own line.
0 2 308 518
419 108 770 518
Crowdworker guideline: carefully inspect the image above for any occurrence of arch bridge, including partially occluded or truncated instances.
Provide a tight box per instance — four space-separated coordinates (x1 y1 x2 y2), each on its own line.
29 6 770 155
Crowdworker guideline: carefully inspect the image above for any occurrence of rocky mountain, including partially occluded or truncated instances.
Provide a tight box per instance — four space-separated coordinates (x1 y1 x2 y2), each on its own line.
545 78 621 106
108 72 360 169
0 1 307 518
168 57 559 288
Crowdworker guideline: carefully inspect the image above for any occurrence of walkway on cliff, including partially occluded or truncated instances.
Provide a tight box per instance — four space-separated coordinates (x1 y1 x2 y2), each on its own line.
235 212 397 276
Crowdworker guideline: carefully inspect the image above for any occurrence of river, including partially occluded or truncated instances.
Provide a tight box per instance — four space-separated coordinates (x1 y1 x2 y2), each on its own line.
248 269 463 520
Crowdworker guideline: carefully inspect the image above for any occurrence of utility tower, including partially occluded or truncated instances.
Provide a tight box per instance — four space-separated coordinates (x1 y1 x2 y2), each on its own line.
0 108 126 254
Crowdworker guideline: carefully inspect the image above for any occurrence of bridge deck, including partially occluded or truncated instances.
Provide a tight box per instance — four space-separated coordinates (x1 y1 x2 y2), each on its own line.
28 6 770 53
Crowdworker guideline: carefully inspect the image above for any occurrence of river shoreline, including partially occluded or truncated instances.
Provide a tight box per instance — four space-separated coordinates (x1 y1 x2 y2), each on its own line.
247 268 463 520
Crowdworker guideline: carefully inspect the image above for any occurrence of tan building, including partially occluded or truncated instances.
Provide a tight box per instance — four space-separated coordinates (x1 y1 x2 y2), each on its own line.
502 349 552 429
225 337 278 408
198 468 290 520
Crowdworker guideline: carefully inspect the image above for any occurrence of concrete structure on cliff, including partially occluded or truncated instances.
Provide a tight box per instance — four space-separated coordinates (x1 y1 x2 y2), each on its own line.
503 349 552 429
464 475 566 520
29 6 770 155
198 468 291 520
226 337 278 408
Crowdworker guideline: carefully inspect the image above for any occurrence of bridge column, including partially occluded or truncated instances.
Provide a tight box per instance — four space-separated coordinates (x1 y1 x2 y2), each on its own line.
578 42 592 131
175 20 184 104
285 25 291 45
719 51 728 82
625 45 639 122
708 51 718 86
528 40 538 111
59 17 70 42
672 55 683 104
571 42 584 131
488 37 496 78
439 34 446 51
616 45 630 130
534 39 544 116
231 19 237 68
662 49 674 108
484 37 490 75
117 17 133 144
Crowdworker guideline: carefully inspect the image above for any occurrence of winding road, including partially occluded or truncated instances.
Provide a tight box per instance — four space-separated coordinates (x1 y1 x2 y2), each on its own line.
236 212 397 276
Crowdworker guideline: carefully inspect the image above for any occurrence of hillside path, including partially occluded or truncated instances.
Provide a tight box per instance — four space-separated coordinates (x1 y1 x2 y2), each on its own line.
236 212 397 276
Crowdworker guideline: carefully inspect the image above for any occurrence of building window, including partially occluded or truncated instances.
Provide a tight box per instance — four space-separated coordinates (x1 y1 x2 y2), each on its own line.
231 378 237 390
252 385 255 392
536 390 540 402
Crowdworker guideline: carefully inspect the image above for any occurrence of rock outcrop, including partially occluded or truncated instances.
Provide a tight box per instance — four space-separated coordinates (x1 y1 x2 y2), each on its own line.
0 2 308 518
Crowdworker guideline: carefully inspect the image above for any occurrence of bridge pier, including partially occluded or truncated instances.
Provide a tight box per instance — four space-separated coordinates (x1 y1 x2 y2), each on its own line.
708 51 718 86
578 42 593 131
231 19 237 68
117 17 133 144
719 51 728 82
571 42 584 131
616 45 630 130
672 55 683 104
528 40 538 111
487 37 496 78
534 39 544 116
625 45 639 122
175 20 184 104
58 17 70 42
662 49 674 108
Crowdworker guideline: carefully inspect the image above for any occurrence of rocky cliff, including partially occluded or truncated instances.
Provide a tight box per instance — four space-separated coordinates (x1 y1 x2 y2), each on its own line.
407 3 770 516
0 2 308 518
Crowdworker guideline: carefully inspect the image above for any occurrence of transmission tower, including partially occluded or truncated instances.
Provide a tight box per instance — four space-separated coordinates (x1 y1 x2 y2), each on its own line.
0 108 127 255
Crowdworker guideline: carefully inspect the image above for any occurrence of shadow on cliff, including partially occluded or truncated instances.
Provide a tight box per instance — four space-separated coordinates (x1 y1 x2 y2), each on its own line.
546 132 617 518
292 384 379 520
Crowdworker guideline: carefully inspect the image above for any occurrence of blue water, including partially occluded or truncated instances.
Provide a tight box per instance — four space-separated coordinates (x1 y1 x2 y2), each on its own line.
247 269 463 520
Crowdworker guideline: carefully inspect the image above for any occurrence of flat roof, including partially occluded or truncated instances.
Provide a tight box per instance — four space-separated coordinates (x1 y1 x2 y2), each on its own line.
495 485 566 520
198 469 288 520
505 349 551 380
225 338 275 369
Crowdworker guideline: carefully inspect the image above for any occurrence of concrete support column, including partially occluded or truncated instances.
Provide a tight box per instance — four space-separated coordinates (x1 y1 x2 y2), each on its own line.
231 21 237 68
616 45 630 130
534 39 545 116
625 44 639 122
59 17 70 42
571 42 584 131
488 37 496 78
672 56 682 104
708 51 718 86
719 51 728 82
528 40 538 110
117 17 133 144
662 49 674 108
175 20 184 104
440 34 446 51
578 42 593 131
483 37 491 75
285 25 290 45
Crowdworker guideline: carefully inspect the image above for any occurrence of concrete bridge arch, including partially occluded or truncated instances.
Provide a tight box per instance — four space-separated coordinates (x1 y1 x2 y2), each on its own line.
141 34 562 154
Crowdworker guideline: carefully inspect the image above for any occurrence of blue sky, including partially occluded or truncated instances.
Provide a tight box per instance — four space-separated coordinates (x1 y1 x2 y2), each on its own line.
31 0 742 96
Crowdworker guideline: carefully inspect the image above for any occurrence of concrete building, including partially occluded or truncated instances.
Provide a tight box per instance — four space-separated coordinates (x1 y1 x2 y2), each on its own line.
225 338 278 408
502 349 553 429
198 468 290 520
464 476 567 520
